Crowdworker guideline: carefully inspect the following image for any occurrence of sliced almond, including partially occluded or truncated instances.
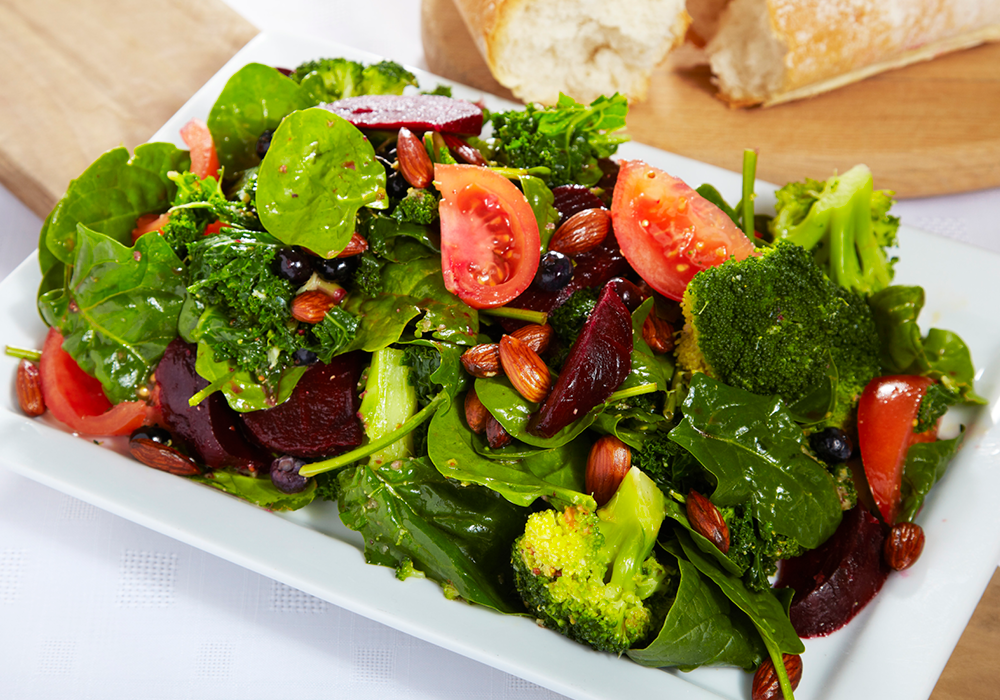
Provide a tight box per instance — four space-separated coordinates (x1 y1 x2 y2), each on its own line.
498 334 551 404
461 343 501 378
686 489 731 554
511 323 554 355
290 290 339 324
642 311 675 354
16 359 45 417
585 436 631 506
464 387 491 434
485 415 513 449
129 437 202 476
549 208 611 256
396 126 434 189
337 232 369 257
752 654 803 700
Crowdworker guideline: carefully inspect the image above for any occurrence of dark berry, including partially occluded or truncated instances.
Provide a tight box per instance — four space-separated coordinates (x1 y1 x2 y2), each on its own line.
272 247 314 286
270 456 309 494
292 349 319 366
129 425 174 446
313 255 359 284
534 251 574 292
810 427 854 465
256 129 274 159
379 153 410 200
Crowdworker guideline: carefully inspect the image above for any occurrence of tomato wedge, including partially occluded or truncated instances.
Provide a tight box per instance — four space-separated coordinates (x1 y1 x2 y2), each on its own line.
435 164 540 309
39 328 153 436
857 375 935 524
180 118 221 181
611 159 757 301
131 212 171 244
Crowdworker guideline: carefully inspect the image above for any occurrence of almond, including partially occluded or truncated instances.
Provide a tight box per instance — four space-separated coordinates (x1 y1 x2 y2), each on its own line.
642 311 674 354
129 437 202 476
752 654 803 700
485 415 513 449
498 334 551 404
549 208 611 256
511 323 554 355
337 232 369 258
585 435 631 506
687 489 730 554
884 521 925 571
290 290 339 324
464 387 491 434
16 359 45 417
396 126 434 189
461 343 501 378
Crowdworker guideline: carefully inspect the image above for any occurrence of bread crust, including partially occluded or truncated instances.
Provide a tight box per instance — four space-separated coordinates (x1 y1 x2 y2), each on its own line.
707 0 1000 106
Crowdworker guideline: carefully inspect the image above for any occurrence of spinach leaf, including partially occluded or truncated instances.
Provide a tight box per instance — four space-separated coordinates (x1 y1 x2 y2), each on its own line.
898 429 965 523
627 552 764 671
336 456 530 613
518 175 559 250
193 338 307 413
207 62 311 173
38 226 186 403
193 470 316 511
427 397 593 509
256 107 387 258
669 374 842 549
41 143 190 265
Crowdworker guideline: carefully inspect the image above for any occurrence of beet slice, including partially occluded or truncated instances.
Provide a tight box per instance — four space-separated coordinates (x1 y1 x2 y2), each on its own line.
774 506 891 638
527 283 633 438
155 338 269 475
240 353 365 459
551 184 606 219
321 94 484 135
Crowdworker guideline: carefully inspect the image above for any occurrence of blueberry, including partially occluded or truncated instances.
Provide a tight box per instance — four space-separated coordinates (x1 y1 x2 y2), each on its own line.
809 427 854 465
534 251 574 292
291 348 318 366
129 425 174 445
272 247 314 286
378 154 410 200
313 255 359 284
256 129 274 159
270 456 309 494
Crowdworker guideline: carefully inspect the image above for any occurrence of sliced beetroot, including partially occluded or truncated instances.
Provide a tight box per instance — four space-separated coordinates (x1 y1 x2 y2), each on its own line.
774 506 891 638
527 283 633 438
155 338 270 475
240 352 365 459
551 184 606 219
321 94 484 135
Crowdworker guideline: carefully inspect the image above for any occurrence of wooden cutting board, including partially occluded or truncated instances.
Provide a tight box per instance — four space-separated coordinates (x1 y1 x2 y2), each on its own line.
421 0 1000 199
0 0 996 698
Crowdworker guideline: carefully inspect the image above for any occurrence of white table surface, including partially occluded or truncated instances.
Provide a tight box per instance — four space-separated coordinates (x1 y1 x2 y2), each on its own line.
1 2 999 698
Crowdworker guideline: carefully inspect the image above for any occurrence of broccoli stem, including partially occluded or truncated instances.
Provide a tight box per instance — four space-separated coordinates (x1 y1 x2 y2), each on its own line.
480 306 548 325
299 391 447 477
741 149 758 240
4 345 41 361
606 382 658 403
852 178 891 292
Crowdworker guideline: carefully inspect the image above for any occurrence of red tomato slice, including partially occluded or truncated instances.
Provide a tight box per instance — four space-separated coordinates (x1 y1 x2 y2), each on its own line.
131 212 171 244
857 375 935 524
39 328 152 436
611 159 757 301
180 118 221 181
435 164 540 309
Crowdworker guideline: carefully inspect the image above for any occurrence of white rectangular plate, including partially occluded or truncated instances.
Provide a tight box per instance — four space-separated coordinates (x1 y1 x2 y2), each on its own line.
2 32 999 700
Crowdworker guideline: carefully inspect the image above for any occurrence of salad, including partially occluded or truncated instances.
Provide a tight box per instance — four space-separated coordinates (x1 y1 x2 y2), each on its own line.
8 55 984 700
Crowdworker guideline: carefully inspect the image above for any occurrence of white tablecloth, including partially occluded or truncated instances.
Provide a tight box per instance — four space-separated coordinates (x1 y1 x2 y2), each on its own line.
1 2 998 698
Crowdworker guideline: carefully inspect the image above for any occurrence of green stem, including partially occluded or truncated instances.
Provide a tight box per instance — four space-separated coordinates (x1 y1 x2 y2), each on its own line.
490 166 552 180
741 149 758 240
763 638 796 700
300 391 448 477
4 346 42 361
606 382 658 403
480 306 548 325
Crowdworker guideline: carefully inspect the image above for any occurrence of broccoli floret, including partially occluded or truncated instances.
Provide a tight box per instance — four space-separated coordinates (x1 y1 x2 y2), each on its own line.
348 249 385 298
313 470 342 502
770 164 899 296
630 428 710 497
393 188 440 225
489 94 629 187
723 504 805 593
511 467 674 654
915 382 959 433
828 462 858 511
547 287 599 367
291 57 417 103
676 240 882 428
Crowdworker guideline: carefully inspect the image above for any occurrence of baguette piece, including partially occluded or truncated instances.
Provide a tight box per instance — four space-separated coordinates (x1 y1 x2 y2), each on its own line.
705 0 1000 106
451 0 691 105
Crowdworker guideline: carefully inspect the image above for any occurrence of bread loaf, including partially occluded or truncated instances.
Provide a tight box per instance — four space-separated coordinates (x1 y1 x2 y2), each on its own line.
450 0 691 105
704 0 1000 106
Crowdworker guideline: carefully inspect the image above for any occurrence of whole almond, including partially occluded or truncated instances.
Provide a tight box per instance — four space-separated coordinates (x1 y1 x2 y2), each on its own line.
337 232 369 258
291 290 339 324
752 654 803 700
511 323 554 355
129 437 202 476
687 490 730 554
549 208 610 256
461 343 501 378
884 521 925 571
485 415 513 449
396 126 434 189
464 387 491 434
16 359 45 417
642 312 675 354
498 334 551 404
586 435 631 506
